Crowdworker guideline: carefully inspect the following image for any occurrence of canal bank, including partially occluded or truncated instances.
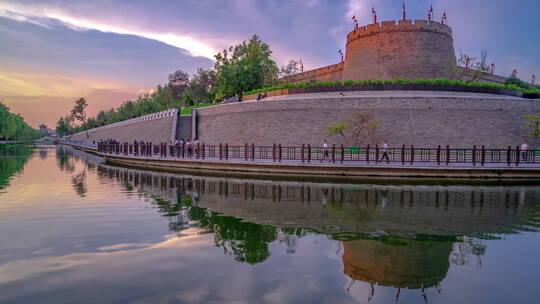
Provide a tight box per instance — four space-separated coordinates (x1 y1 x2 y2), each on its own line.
62 142 540 180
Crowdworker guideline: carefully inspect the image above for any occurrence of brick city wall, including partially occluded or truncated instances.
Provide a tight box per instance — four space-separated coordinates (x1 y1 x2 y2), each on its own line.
281 20 507 85
281 62 344 84
196 94 540 147
175 115 192 140
69 109 179 143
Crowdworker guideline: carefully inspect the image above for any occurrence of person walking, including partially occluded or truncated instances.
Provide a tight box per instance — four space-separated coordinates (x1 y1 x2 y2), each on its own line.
521 140 529 161
186 139 192 158
322 140 330 162
381 140 390 164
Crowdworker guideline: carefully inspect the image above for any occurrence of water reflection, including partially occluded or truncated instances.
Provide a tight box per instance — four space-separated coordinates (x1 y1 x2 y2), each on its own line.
45 146 540 302
0 144 34 190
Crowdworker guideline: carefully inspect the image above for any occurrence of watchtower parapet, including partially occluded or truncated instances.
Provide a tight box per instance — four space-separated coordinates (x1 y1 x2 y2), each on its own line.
346 19 452 46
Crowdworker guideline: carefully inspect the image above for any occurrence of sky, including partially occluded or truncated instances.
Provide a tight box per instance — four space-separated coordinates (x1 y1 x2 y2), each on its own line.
0 0 539 127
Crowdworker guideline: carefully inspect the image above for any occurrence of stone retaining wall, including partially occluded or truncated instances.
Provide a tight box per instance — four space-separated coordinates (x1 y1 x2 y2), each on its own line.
196 92 540 147
69 109 178 143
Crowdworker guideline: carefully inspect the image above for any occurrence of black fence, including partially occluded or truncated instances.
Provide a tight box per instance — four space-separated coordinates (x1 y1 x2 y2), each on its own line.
97 141 539 166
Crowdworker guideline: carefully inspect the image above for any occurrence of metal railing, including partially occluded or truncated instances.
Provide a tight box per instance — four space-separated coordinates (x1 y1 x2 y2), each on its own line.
97 141 539 166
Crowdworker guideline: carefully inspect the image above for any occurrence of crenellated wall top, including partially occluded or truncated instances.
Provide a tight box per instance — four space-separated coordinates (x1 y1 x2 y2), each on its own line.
346 19 452 45
69 108 179 137
281 62 344 82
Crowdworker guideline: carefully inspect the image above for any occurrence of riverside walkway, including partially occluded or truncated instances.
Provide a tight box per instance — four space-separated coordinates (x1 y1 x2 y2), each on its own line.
62 141 540 179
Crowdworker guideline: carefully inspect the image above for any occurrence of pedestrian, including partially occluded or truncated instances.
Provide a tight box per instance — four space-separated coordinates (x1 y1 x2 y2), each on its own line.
186 139 192 158
381 140 390 164
322 140 330 162
521 140 528 161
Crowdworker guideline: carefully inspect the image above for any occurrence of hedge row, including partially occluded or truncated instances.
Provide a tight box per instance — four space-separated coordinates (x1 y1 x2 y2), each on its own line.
243 78 540 98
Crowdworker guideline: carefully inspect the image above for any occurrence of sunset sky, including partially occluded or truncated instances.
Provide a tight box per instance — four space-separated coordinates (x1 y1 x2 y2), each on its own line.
1 0 539 127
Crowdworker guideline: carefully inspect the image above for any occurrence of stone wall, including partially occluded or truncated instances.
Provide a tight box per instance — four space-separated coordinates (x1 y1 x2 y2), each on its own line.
196 92 540 147
280 20 507 85
69 109 178 143
281 62 343 84
342 20 456 81
175 115 192 140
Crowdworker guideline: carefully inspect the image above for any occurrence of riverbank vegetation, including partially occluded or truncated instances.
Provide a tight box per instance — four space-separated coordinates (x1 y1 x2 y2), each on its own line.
243 78 540 96
0 103 41 141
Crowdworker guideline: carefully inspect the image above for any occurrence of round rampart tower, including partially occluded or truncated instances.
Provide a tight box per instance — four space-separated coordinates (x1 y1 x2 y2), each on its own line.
342 20 456 81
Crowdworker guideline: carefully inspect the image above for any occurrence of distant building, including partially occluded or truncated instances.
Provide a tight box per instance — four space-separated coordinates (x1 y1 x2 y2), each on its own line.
39 124 56 136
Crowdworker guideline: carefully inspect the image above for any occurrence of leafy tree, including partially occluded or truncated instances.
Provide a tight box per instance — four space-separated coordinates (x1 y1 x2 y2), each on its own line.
505 72 531 90
182 68 216 106
524 113 540 139
168 69 190 100
0 103 41 141
55 116 72 137
70 97 88 124
453 50 490 83
279 60 301 78
214 34 278 98
327 112 380 146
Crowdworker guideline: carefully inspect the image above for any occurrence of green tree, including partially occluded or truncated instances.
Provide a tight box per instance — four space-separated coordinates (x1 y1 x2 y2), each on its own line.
214 35 278 99
327 112 380 146
55 116 72 137
279 59 301 78
524 113 540 139
0 103 41 141
182 68 216 106
505 71 531 90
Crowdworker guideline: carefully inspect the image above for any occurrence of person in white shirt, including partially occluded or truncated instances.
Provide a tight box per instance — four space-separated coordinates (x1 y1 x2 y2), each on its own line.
521 141 529 161
322 140 330 162
381 140 390 164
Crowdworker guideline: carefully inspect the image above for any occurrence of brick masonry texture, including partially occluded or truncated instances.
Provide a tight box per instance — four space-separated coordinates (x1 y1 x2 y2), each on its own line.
282 20 506 85
196 92 540 148
69 109 178 143
176 115 192 140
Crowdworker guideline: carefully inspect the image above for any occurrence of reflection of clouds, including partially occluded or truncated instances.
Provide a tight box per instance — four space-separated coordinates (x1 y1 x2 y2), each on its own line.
0 229 205 285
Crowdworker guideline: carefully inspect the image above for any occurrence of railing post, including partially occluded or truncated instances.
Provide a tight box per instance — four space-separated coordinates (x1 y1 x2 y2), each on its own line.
301 144 305 163
164 143 167 158
202 143 205 159
446 145 450 165
516 145 520 166
245 143 248 161
367 145 370 164
196 143 200 159
251 143 255 161
401 144 405 165
225 143 228 160
307 144 311 163
472 145 476 166
375 144 379 164
272 143 276 162
436 145 441 165
507 146 511 166
149 143 152 157
332 144 336 164
341 144 344 163
278 144 282 162
219 143 222 160
410 145 415 165
481 146 485 166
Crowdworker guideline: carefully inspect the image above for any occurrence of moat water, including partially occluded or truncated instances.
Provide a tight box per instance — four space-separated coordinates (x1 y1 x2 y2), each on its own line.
1 145 539 304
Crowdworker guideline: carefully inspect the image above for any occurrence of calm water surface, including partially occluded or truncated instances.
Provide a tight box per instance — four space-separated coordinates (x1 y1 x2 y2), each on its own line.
0 145 539 304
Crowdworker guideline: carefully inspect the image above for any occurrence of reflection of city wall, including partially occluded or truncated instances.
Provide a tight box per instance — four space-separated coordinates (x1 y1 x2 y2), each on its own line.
342 239 451 289
96 164 540 237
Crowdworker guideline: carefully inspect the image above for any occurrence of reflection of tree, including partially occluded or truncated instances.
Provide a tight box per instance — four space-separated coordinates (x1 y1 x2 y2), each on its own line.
71 171 87 197
146 192 278 264
56 147 75 172
188 205 278 264
0 145 33 190
449 236 487 267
